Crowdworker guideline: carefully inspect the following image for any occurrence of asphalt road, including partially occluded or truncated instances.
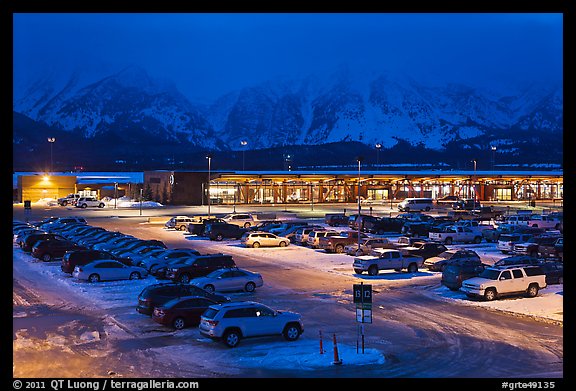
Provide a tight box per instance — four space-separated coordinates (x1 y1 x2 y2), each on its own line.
13 204 563 379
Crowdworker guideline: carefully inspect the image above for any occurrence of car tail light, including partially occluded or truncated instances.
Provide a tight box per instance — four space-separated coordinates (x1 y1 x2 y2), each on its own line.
76 267 83 272
205 319 219 326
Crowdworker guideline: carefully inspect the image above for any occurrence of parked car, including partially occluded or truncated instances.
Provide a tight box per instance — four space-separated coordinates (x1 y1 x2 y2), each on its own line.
324 213 349 227
57 193 81 206
538 237 563 260
136 282 230 315
72 260 149 282
538 261 563 285
512 234 563 258
306 230 340 249
441 260 488 291
152 296 221 330
402 241 448 260
204 222 247 241
222 213 257 228
190 267 264 293
165 216 198 231
19 232 67 252
423 249 481 272
240 231 290 248
61 249 133 273
452 198 481 210
344 237 396 256
249 220 284 232
165 254 236 283
31 239 87 262
137 248 202 271
199 301 304 348
397 197 434 212
363 216 406 234
75 197 105 208
493 255 542 268
293 226 321 245
187 218 227 235
461 265 547 301
435 195 460 204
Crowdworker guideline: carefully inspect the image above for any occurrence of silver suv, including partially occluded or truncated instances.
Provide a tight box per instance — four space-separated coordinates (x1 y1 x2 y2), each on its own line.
75 197 105 208
199 301 304 348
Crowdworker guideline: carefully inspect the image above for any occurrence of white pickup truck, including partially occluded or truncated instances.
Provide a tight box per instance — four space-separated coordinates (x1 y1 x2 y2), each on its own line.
353 248 424 275
428 225 483 245
461 265 547 301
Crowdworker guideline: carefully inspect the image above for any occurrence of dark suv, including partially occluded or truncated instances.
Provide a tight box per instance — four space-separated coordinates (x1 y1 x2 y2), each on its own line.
136 282 230 315
61 249 133 274
204 223 247 241
165 254 236 283
441 260 487 291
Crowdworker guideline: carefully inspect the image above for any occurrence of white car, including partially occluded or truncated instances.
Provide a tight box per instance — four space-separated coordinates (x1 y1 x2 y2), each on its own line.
190 267 264 293
222 213 256 228
73 259 148 282
75 197 105 208
199 301 303 348
240 231 290 248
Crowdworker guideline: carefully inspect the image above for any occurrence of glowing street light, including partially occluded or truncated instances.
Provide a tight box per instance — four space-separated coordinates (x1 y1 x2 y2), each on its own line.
491 145 497 171
356 156 363 252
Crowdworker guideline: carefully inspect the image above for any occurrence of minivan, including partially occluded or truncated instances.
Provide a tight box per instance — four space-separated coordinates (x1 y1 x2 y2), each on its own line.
397 198 434 212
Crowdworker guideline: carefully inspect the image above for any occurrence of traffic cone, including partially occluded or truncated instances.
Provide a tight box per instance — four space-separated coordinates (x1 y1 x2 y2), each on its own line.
332 333 343 365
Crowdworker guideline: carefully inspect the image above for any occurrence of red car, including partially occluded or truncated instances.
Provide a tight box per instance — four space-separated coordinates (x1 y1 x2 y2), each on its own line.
152 296 220 330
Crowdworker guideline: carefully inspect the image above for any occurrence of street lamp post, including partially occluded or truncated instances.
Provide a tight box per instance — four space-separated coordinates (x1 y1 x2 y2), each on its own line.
471 159 477 200
139 188 143 216
491 146 497 171
375 143 382 170
356 156 363 252
47 137 56 173
206 154 212 218
114 182 118 209
240 140 248 171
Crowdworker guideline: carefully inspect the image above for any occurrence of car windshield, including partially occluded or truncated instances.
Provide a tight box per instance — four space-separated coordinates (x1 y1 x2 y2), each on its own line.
437 251 457 260
205 269 225 278
478 269 500 280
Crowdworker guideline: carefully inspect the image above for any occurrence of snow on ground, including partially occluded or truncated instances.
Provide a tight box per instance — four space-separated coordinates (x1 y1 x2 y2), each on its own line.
29 197 163 208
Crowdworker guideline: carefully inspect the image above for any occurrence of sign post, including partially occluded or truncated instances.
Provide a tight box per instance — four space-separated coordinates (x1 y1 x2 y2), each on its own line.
353 282 372 353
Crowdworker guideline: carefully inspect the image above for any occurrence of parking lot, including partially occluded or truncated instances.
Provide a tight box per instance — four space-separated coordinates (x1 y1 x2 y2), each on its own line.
13 202 563 378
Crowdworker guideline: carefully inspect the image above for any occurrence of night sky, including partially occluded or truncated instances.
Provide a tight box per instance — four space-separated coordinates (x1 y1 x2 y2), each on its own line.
13 13 562 103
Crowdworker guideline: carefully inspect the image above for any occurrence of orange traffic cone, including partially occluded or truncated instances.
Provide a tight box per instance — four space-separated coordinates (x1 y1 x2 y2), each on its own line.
332 333 343 365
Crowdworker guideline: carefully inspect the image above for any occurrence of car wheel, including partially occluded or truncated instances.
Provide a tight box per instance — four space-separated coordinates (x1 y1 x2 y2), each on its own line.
252 242 261 248
377 229 385 235
179 274 191 284
529 251 538 258
223 329 241 348
129 272 141 280
244 222 251 228
88 274 100 283
42 253 52 262
244 282 256 292
484 288 497 301
203 284 215 294
61 201 67 206
98 203 105 208
354 269 363 274
473 236 482 244
283 323 302 341
407 263 418 273
173 317 186 330
81 204 87 208
216 234 223 241
368 265 379 276
335 244 344 253
279 241 287 247
425 207 431 211
526 284 539 298
178 225 186 231
444 237 453 245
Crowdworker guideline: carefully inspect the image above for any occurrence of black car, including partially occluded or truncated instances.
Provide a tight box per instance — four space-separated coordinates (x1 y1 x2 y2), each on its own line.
165 254 236 283
364 217 405 234
441 260 488 291
136 282 230 315
403 241 448 259
493 255 542 268
401 221 434 238
187 218 227 235
31 239 87 262
19 232 67 252
538 261 563 285
61 249 133 273
204 223 247 241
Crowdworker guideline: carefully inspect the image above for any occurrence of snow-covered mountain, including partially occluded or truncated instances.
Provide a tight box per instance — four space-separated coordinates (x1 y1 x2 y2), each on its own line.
13 66 562 154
